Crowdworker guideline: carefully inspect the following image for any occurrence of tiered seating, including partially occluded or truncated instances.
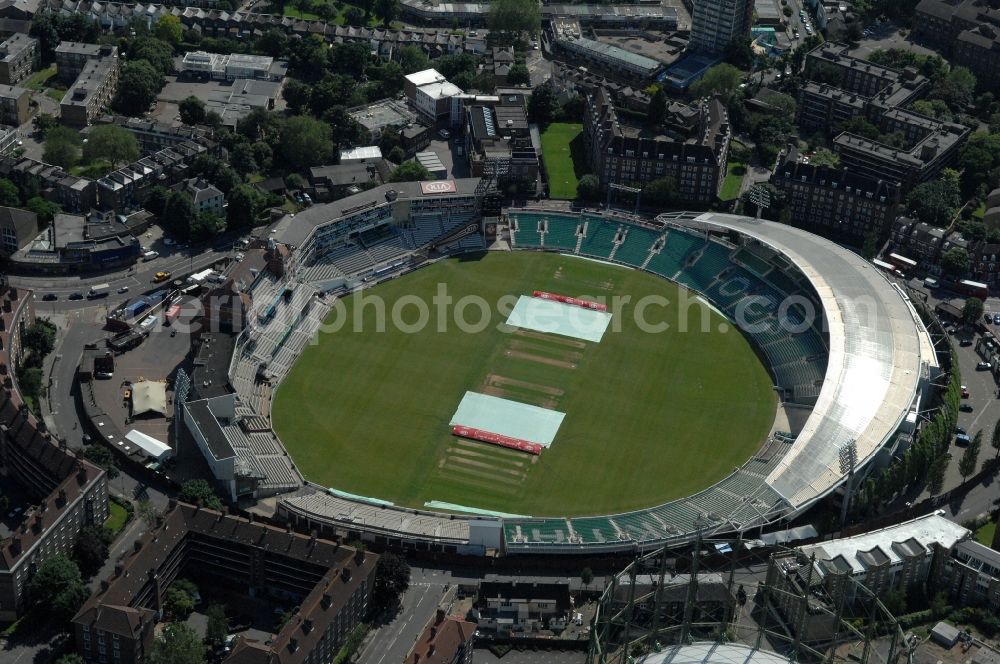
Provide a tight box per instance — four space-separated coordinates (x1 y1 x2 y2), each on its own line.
298 261 344 283
675 241 733 292
409 214 444 247
367 235 411 264
645 230 705 278
333 247 375 276
512 214 544 247
614 226 660 267
734 247 773 276
545 215 580 251
579 221 618 258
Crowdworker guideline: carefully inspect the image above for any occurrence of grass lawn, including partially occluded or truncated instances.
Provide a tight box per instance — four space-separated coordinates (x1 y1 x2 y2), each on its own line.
973 200 987 220
45 87 65 103
541 123 586 200
719 161 747 201
273 252 775 516
976 520 996 546
23 65 57 91
105 501 129 536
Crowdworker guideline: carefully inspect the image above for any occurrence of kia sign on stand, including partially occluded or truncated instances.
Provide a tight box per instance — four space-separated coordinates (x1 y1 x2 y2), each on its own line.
420 180 458 195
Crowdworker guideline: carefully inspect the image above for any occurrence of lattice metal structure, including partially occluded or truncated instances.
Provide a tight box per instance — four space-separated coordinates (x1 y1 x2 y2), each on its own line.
588 539 909 664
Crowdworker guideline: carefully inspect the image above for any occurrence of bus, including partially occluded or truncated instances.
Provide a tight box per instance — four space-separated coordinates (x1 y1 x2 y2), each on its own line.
888 253 918 272
873 259 904 278
957 279 989 299
164 303 182 326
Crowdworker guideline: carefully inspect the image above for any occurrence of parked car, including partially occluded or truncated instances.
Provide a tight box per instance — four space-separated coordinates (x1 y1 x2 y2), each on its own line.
960 403 975 412
993 314 1000 325
956 433 972 445
956 427 967 435
69 292 83 300
961 385 970 398
42 293 57 301
960 338 973 346
985 313 993 323
977 361 992 371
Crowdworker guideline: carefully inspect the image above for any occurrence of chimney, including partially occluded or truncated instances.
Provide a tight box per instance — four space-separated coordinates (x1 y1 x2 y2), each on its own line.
302 619 313 633
321 594 332 610
115 563 124 576
429 645 436 656
435 608 445 624
430 626 437 639
289 638 299 652
100 579 109 591
248 513 255 523
32 513 43 532
354 549 365 566
58 489 67 505
134 539 143 553
10 536 21 556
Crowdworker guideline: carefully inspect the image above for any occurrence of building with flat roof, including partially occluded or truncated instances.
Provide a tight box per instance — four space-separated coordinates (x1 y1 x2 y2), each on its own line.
551 18 663 82
203 77 282 126
798 43 968 190
689 0 753 54
181 50 286 81
914 0 1000 90
404 69 464 121
0 33 36 85
54 42 116 85
72 502 377 664
463 93 538 190
96 140 207 212
583 86 730 203
349 98 421 141
0 82 28 125
0 286 109 621
308 161 384 202
770 147 901 246
55 43 119 128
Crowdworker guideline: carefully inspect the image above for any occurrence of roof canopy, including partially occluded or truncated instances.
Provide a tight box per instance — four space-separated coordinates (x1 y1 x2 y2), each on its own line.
124 429 172 460
132 380 167 417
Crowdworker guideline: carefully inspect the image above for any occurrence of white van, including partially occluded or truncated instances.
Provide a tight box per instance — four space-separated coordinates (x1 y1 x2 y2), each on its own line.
142 250 159 261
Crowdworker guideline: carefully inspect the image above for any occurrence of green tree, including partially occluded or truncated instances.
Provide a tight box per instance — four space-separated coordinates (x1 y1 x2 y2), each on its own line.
144 186 170 216
17 365 42 400
927 453 948 496
374 0 399 25
83 444 119 479
963 297 984 325
396 45 430 76
205 604 228 646
689 64 743 106
648 88 667 125
137 499 162 528
128 37 175 75
506 63 530 86
113 60 165 116
163 586 196 619
810 147 839 168
993 417 1000 458
906 173 961 226
32 113 59 138
278 115 333 171
226 184 261 230
881 588 907 616
43 126 82 169
528 81 556 126
26 196 60 223
390 160 432 182
958 133 1000 195
941 246 970 279
162 191 197 241
84 125 140 169
930 66 977 111
643 176 679 207
959 431 982 482
387 146 405 164
179 479 224 511
841 116 883 140
192 212 224 241
73 525 112 577
0 178 18 206
153 14 182 44
23 320 57 358
862 232 878 260
148 623 206 664
257 28 289 57
372 553 410 611
581 566 594 589
28 555 89 620
577 174 600 201
488 0 541 37
229 142 257 176
178 96 206 125
55 656 86 664
282 78 312 115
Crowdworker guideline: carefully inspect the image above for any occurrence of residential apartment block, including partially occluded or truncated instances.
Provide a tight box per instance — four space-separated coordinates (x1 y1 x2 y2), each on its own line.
73 502 378 664
0 155 97 212
476 582 572 636
0 33 36 85
96 140 207 211
689 0 753 54
550 18 663 82
462 92 539 190
182 177 224 217
405 610 476 664
0 285 109 620
914 0 1000 90
770 147 901 245
404 69 464 122
56 43 119 128
0 82 29 125
584 86 731 204
798 43 968 191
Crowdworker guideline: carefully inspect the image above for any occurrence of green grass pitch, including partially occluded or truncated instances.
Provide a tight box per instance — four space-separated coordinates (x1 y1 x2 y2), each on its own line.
540 123 584 200
273 252 776 517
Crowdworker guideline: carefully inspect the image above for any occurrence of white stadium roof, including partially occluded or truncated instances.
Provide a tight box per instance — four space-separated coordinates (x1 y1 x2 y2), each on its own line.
684 213 936 509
